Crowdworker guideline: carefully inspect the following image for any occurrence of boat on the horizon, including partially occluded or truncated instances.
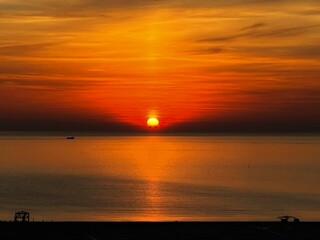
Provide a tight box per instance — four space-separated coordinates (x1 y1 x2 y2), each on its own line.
66 136 75 140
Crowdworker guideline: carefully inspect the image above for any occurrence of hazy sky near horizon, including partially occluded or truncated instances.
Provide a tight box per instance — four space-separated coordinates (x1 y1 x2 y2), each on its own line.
0 0 320 132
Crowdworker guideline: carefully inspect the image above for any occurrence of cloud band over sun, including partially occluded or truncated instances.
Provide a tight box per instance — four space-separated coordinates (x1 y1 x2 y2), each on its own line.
0 0 319 132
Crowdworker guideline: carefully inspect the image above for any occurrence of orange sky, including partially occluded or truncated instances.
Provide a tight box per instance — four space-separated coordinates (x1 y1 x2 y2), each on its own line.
0 0 320 132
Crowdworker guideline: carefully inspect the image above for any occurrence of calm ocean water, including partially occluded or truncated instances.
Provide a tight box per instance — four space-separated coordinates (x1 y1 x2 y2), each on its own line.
0 135 319 221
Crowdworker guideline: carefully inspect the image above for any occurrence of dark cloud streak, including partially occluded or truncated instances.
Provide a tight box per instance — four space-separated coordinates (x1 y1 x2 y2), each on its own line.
240 23 266 31
0 42 58 55
199 24 320 42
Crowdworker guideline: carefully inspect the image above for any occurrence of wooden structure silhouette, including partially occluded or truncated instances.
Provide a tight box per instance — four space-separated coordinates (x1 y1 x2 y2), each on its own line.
14 211 30 222
278 215 300 223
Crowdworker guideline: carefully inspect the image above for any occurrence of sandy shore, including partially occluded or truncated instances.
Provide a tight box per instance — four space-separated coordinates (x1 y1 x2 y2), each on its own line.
1 221 320 239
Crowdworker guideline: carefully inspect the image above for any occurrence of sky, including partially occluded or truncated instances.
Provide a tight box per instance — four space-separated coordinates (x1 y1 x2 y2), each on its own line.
0 0 319 132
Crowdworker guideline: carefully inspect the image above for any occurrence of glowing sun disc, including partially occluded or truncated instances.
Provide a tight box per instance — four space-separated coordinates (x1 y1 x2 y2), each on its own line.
147 117 159 127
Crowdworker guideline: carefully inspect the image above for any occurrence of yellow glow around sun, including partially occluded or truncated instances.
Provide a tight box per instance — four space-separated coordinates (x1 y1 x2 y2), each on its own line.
147 117 159 127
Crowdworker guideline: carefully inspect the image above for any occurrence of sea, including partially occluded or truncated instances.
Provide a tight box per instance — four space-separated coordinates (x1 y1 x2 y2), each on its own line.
0 135 319 221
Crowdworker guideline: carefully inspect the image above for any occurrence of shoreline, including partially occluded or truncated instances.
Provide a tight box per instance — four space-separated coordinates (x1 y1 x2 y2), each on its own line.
1 221 320 239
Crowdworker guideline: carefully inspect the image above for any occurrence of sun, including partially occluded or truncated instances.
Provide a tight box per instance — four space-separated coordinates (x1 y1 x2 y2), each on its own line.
147 117 159 128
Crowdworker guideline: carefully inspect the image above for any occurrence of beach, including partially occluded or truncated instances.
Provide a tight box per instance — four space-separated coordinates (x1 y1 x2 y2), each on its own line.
1 221 320 240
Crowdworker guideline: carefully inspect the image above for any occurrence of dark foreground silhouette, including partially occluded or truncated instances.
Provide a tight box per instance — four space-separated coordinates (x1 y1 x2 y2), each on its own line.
1 221 320 240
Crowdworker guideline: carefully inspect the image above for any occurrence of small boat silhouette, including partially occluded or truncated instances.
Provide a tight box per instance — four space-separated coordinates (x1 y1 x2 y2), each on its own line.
66 136 75 140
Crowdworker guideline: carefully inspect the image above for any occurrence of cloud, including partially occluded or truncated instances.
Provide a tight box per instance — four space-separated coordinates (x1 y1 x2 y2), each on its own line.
191 47 226 55
168 0 320 9
0 0 167 17
255 24 320 38
1 0 319 22
298 9 320 16
235 45 320 59
198 24 320 42
195 45 320 59
78 0 165 8
0 42 57 56
0 78 81 90
240 23 266 31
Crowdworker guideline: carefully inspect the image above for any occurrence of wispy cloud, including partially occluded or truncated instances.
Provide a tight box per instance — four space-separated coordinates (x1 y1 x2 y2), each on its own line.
0 0 167 17
199 24 320 42
191 47 226 55
240 23 266 31
235 45 320 59
0 42 57 55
